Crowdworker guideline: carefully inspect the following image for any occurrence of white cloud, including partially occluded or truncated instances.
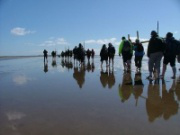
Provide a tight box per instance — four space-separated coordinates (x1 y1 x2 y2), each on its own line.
85 37 148 46
85 37 149 55
40 37 69 47
174 31 178 34
11 27 35 36
85 38 120 46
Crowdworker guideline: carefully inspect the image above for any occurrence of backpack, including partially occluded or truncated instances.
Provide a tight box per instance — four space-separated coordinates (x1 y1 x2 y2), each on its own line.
123 40 131 52
137 44 144 52
175 40 180 55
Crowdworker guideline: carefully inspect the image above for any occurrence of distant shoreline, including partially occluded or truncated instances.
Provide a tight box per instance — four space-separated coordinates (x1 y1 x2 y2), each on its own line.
0 55 43 60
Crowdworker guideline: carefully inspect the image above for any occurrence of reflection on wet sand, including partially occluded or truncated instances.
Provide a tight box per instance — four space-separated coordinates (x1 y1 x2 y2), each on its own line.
1 57 180 135
61 58 73 71
119 72 133 102
162 80 178 120
44 61 48 73
133 73 143 106
73 66 85 88
100 67 115 89
146 81 163 122
46 57 180 122
175 76 180 101
60 58 95 88
146 79 179 122
51 59 57 68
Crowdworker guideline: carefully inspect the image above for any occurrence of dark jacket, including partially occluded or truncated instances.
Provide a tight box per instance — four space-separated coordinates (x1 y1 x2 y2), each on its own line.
147 36 165 57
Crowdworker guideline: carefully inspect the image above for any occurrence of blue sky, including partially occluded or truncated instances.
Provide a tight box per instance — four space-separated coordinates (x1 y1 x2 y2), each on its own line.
0 0 180 56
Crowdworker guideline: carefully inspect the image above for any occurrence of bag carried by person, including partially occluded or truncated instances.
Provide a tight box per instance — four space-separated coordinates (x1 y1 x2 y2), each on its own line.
123 40 131 52
175 40 180 55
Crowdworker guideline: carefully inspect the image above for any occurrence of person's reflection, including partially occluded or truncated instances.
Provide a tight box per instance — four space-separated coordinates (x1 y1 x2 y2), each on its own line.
61 58 65 68
133 73 143 106
65 59 73 71
44 62 48 73
108 67 115 89
175 76 180 101
100 67 108 88
73 65 85 89
91 61 95 72
51 59 57 68
61 58 73 71
100 66 115 89
162 79 178 120
119 72 133 103
146 81 163 122
86 61 92 72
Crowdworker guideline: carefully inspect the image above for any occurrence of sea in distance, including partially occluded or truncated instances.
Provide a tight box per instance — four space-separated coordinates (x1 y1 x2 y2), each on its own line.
0 56 180 135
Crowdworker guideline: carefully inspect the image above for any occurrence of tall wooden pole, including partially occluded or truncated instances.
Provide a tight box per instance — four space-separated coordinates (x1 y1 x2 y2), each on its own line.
157 21 159 35
137 31 139 40
128 34 130 41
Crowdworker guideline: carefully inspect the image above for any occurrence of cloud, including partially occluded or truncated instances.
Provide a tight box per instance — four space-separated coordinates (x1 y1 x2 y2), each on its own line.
84 37 149 55
85 37 149 46
11 27 36 36
85 38 119 45
39 37 69 47
174 31 178 34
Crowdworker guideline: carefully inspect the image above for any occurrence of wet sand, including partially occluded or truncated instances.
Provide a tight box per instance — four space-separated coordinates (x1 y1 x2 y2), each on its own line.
0 56 180 135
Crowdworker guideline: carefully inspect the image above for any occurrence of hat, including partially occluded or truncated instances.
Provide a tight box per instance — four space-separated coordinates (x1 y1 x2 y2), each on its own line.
166 32 173 38
151 30 157 36
122 37 126 40
108 43 112 46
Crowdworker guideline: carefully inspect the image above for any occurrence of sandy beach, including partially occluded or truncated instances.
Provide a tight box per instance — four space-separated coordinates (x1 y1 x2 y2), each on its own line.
0 56 180 135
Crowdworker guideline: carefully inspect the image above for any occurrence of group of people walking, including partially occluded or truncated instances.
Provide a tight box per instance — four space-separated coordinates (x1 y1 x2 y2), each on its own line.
43 30 180 80
147 31 180 80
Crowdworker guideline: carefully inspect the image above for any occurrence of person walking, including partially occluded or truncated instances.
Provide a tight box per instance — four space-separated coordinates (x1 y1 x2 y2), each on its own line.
100 44 108 68
108 43 116 66
91 49 95 62
161 32 180 79
147 31 165 80
119 37 133 71
43 49 48 63
86 49 91 62
77 43 85 66
133 39 145 74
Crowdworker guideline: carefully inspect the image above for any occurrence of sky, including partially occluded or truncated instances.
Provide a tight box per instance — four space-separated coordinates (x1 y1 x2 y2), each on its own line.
0 0 180 56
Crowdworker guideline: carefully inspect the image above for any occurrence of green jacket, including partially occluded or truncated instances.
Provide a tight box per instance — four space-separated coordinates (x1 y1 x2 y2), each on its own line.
118 40 133 55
